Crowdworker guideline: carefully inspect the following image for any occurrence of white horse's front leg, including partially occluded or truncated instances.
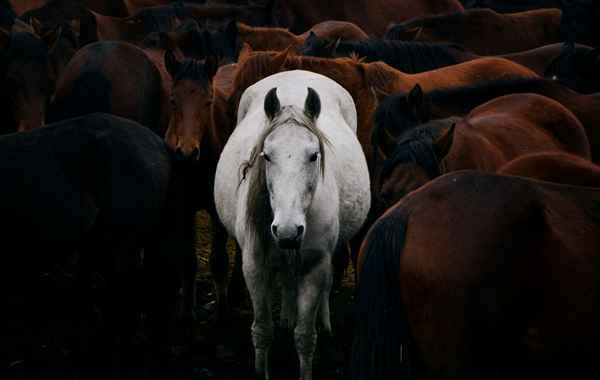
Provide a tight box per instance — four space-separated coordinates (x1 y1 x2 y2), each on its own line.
243 255 274 379
295 252 333 380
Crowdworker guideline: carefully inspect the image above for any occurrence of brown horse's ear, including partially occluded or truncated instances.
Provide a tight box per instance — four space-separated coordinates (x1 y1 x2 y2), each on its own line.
305 31 317 44
0 28 9 50
433 124 455 161
332 37 341 53
225 19 238 43
406 27 423 41
42 25 62 53
304 87 321 120
30 18 44 37
264 87 280 120
205 55 219 80
236 21 251 35
407 84 431 122
238 42 253 62
164 49 181 78
372 86 390 104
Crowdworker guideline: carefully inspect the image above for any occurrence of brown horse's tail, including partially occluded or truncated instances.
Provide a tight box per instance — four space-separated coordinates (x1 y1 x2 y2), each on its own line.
352 211 413 380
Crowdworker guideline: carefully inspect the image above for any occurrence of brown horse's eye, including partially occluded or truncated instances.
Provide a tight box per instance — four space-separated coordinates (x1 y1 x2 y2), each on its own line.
309 152 319 162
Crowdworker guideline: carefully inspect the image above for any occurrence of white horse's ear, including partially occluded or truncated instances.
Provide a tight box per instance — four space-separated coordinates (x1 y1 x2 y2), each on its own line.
264 87 280 120
304 87 321 120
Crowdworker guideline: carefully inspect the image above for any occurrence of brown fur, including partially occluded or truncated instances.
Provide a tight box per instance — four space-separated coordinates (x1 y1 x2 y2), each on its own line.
499 152 600 187
355 170 600 380
500 43 594 76
236 20 369 52
376 93 591 216
387 8 561 55
419 79 600 162
272 0 464 36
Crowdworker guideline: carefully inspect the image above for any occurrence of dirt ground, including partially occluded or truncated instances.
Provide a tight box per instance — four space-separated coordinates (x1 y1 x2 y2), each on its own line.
2 212 357 380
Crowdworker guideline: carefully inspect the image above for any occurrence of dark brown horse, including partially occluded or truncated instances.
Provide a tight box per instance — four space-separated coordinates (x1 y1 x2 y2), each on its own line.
502 42 600 93
236 20 369 52
47 41 167 133
300 33 600 93
498 151 600 186
354 170 600 380
0 113 173 380
300 33 479 73
373 93 590 216
271 0 464 36
0 19 61 133
376 78 600 161
385 8 562 54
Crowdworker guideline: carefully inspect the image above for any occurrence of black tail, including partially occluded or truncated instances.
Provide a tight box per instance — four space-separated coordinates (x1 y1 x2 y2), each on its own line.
352 212 412 380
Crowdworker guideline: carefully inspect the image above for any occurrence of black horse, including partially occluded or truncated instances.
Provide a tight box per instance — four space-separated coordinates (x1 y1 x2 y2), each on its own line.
0 113 174 379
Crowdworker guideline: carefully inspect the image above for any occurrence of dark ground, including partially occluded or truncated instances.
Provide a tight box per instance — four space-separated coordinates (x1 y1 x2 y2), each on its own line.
2 211 357 380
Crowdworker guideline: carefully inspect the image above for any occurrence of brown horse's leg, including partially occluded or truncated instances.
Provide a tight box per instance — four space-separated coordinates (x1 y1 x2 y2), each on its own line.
332 242 350 291
180 210 198 326
210 215 230 323
228 243 246 307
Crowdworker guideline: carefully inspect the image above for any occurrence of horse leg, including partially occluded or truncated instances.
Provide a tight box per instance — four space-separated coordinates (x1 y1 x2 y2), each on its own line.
209 215 230 323
243 255 274 380
228 243 246 307
295 254 333 380
181 209 198 325
332 242 349 292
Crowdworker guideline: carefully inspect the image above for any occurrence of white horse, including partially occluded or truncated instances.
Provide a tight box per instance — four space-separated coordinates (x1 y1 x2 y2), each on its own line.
214 70 370 380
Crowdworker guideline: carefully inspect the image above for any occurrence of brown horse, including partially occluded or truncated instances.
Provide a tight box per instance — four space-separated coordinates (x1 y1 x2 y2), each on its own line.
377 78 600 161
0 19 61 133
502 43 600 93
89 8 181 44
498 151 600 187
385 8 561 54
373 93 590 216
271 0 464 36
236 20 368 52
232 48 538 165
47 41 168 134
354 170 600 380
163 51 243 321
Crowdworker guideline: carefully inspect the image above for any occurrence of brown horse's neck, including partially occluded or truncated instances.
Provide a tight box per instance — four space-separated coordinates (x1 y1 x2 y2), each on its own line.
238 23 302 51
362 61 410 94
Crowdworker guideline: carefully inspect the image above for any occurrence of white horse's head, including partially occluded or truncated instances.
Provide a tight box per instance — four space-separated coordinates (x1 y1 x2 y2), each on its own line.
256 87 327 250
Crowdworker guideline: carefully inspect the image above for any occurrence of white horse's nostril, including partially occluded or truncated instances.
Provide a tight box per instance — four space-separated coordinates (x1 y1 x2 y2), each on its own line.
272 225 278 237
296 225 304 237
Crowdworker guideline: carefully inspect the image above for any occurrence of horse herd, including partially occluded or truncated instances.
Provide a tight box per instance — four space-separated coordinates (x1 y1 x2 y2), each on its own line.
1 0 600 379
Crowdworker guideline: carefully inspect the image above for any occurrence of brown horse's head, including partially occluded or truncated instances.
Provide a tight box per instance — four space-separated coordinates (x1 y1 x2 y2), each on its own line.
164 50 218 161
375 123 455 216
299 31 341 58
0 19 61 133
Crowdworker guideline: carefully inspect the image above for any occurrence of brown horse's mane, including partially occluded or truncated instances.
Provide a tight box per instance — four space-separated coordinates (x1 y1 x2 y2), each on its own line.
232 49 365 108
241 105 329 251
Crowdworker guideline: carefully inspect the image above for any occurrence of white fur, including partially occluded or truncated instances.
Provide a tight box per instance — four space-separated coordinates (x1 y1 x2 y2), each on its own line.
214 70 370 380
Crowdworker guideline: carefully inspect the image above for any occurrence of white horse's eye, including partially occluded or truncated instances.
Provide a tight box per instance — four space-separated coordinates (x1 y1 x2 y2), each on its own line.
260 151 271 162
309 152 319 162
